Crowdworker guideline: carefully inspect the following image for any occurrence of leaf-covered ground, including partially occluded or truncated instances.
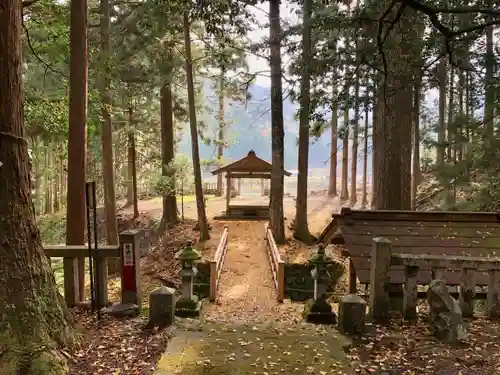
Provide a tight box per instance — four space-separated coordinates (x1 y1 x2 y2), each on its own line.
66 309 171 375
347 315 500 375
155 320 353 375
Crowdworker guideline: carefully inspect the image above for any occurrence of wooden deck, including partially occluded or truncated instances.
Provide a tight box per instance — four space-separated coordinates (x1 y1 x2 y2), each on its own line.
318 208 500 286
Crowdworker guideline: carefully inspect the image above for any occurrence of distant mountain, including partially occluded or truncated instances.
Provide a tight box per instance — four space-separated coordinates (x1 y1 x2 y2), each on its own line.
178 82 373 177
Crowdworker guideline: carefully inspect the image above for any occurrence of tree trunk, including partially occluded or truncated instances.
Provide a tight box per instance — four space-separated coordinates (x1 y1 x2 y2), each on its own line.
66 0 88 302
160 81 178 230
183 10 209 241
44 146 52 214
127 129 139 218
340 108 349 201
216 68 225 197
328 97 338 197
269 0 286 244
361 99 369 207
446 67 454 162
350 60 360 206
457 71 464 162
411 72 421 210
100 0 118 275
371 75 380 208
437 58 446 166
53 144 60 213
294 0 312 243
373 5 414 210
484 0 494 147
0 1 77 371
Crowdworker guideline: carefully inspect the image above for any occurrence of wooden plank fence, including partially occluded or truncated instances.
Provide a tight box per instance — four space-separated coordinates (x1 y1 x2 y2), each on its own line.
264 224 285 302
209 225 229 301
370 237 500 321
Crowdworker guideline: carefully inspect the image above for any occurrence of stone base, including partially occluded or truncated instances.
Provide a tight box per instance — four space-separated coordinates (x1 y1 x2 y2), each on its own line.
303 299 337 325
102 302 140 318
175 297 202 318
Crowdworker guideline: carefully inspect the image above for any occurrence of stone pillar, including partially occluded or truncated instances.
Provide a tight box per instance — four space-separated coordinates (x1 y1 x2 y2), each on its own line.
459 267 475 318
119 230 141 306
369 237 392 323
487 269 500 319
403 265 419 321
338 294 366 335
149 286 176 328
175 242 202 318
304 244 336 324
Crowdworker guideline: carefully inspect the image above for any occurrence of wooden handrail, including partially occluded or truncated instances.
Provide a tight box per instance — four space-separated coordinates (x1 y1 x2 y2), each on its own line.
209 226 229 301
264 225 285 302
43 245 121 258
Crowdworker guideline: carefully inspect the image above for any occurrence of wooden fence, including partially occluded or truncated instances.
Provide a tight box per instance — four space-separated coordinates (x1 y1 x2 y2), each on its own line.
371 237 500 321
44 230 142 307
209 225 229 301
264 225 285 302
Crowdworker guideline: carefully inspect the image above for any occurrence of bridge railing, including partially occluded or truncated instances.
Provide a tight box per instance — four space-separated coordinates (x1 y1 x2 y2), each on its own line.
264 224 285 302
209 225 229 301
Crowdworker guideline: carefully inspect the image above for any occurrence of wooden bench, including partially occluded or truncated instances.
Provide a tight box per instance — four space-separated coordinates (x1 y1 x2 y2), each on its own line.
318 208 500 289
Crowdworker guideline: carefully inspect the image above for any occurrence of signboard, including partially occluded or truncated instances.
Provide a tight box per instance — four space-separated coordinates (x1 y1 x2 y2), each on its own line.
123 243 134 267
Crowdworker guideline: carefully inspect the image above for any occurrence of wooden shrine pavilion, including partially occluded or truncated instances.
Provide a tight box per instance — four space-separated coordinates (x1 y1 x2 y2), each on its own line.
211 150 291 220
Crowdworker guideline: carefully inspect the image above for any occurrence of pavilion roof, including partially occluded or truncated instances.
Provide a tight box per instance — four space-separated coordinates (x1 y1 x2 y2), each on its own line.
211 150 291 176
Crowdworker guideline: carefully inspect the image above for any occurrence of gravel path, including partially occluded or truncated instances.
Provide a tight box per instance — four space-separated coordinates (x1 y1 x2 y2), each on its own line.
203 221 304 323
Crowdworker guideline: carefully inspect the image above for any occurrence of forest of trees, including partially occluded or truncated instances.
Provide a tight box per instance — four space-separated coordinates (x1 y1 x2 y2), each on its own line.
1 0 500 373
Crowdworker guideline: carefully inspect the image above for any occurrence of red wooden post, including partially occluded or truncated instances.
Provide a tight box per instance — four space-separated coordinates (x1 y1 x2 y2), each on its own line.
119 230 141 307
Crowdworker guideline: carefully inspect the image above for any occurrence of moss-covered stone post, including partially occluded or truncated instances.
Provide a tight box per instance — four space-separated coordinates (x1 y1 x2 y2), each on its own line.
369 237 391 324
304 244 336 324
175 242 202 317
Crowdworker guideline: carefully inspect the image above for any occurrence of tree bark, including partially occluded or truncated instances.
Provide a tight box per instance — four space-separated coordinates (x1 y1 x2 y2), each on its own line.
350 56 360 205
269 0 286 244
127 129 139 218
183 10 210 241
373 5 414 210
328 97 338 197
216 67 225 197
484 0 494 147
66 0 88 302
294 0 312 243
0 1 77 372
160 81 178 229
361 99 369 207
437 57 446 166
411 72 421 210
340 107 349 201
100 0 118 275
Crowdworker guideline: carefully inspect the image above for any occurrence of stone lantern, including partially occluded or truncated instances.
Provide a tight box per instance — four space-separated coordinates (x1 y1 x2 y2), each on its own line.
174 241 202 317
304 244 336 324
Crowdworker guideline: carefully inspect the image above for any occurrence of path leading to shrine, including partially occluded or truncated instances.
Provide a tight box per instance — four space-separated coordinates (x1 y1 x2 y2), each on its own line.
203 221 304 323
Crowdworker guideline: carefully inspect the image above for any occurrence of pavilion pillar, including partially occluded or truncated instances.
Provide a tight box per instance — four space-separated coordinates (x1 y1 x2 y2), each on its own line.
237 179 241 196
226 172 231 214
260 178 264 196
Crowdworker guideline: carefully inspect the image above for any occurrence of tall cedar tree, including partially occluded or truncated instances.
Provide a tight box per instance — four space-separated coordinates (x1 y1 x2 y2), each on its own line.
269 0 286 243
66 0 89 301
184 10 210 240
0 1 77 373
294 0 312 243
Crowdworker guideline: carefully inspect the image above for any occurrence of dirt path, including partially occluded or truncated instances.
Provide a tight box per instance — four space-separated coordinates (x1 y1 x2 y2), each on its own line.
203 221 303 323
